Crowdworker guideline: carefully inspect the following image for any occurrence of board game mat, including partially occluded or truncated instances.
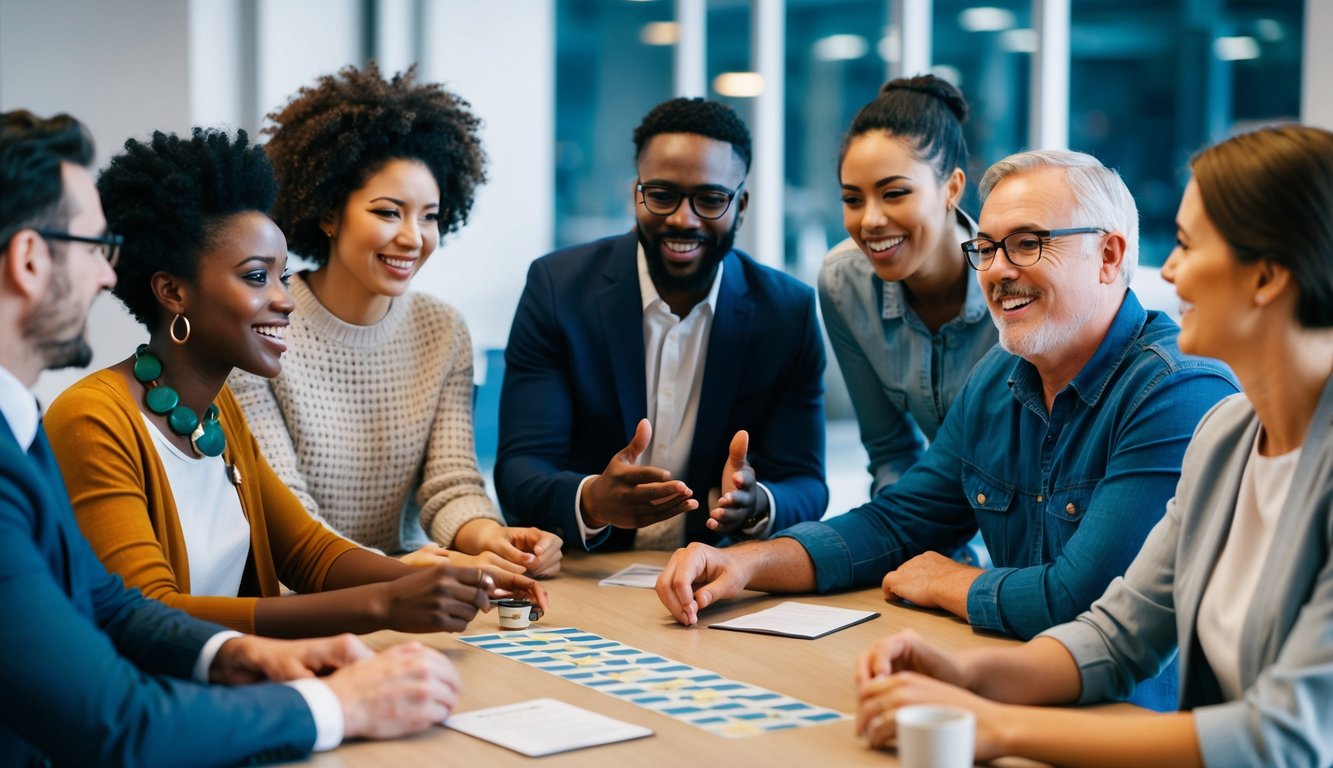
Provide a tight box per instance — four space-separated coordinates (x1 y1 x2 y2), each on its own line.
459 627 847 738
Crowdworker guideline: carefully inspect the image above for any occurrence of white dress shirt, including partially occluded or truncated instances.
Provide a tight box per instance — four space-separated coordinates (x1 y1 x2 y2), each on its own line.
576 246 774 549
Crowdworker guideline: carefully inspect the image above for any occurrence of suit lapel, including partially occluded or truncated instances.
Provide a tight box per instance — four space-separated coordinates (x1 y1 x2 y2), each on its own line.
598 234 648 439
1241 374 1333 684
688 254 754 497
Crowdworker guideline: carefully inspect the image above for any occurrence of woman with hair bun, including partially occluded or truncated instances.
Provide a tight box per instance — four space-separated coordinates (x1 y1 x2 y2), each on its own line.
45 127 545 637
231 64 561 577
853 124 1333 767
821 75 997 499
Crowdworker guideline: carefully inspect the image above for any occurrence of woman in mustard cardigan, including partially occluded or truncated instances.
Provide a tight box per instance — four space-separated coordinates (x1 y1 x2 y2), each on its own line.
45 128 545 637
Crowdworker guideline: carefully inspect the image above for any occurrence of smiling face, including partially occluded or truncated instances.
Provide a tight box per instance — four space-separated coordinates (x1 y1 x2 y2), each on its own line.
634 133 748 296
976 166 1116 364
840 131 962 283
1161 179 1259 361
179 211 293 379
324 158 441 305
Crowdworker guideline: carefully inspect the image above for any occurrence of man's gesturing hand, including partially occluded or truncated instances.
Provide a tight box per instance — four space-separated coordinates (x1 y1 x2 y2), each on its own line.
581 419 698 529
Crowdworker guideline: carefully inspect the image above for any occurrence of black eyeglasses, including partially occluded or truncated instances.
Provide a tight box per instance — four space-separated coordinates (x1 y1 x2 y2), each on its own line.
962 227 1107 271
636 180 743 220
36 229 123 268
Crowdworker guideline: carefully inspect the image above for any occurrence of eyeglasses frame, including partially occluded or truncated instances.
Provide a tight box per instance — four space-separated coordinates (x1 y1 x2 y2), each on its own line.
962 227 1108 271
35 228 124 268
635 179 744 221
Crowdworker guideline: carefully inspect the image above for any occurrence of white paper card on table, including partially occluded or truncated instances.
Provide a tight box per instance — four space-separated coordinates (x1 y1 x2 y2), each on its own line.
445 698 652 757
598 563 663 589
708 601 879 639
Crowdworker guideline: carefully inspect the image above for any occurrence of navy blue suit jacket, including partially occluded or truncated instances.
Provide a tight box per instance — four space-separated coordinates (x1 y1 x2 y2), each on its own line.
496 232 827 549
0 410 316 767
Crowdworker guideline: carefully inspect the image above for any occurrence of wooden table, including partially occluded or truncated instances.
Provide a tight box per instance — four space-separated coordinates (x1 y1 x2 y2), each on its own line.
307 550 1133 766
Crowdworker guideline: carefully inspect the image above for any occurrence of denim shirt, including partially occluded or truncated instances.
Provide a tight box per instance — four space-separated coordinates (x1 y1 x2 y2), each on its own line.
780 291 1239 639
819 218 998 496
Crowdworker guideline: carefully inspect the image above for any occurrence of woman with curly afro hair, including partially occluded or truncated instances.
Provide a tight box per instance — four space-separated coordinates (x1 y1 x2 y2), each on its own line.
45 127 545 637
229 63 562 577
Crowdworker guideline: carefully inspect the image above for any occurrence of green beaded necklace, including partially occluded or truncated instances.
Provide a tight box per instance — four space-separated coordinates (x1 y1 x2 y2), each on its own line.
132 344 226 458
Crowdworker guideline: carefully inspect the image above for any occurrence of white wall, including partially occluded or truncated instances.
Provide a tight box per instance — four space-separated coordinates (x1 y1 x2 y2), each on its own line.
1 0 190 403
1302 0 1333 129
256 0 362 126
418 0 555 379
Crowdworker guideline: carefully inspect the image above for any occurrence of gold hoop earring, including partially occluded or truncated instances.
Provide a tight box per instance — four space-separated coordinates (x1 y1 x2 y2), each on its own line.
169 313 191 345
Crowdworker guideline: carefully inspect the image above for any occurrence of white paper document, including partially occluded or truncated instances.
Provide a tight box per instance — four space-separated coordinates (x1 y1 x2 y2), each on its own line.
445 698 653 756
598 563 663 589
709 601 879 639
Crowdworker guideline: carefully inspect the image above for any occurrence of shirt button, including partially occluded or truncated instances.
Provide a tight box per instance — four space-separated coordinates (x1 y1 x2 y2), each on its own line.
976 493 987 504
1065 502 1077 515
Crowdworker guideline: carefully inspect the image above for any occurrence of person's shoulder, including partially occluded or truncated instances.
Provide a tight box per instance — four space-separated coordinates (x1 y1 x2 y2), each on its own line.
818 237 873 293
965 343 1019 386
403 290 464 325
46 369 131 421
1134 309 1234 379
732 249 815 304
536 233 631 271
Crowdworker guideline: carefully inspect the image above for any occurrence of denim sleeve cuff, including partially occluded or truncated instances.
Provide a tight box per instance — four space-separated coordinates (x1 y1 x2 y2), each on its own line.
776 521 851 593
573 475 611 551
965 567 1014 633
285 678 344 752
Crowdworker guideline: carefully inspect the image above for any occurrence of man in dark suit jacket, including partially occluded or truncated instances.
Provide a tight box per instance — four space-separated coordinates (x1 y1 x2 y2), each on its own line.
497 98 827 552
0 109 460 767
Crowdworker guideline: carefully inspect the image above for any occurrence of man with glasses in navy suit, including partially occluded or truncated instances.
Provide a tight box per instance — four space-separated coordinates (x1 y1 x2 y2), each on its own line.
497 97 827 552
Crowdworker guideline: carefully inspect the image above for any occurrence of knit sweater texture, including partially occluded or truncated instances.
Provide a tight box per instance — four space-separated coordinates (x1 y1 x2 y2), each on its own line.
229 272 500 553
44 368 361 633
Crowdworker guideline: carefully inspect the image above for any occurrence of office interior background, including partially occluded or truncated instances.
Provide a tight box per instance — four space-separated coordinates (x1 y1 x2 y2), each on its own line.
2 0 1326 511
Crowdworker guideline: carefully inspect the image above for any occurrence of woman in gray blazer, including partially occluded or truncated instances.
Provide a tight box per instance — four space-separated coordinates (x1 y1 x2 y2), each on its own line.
852 124 1333 768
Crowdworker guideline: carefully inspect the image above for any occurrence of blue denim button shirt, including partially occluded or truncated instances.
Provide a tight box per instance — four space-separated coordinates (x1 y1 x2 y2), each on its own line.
819 222 999 496
781 290 1239 639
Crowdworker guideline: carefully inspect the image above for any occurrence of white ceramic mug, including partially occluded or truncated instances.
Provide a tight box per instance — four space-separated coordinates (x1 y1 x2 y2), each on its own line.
894 704 976 768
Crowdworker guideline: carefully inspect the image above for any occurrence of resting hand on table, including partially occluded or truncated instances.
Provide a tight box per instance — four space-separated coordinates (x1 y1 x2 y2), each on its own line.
857 669 1003 760
855 629 972 687
210 633 373 684
581 419 697 529
325 642 464 739
706 430 769 536
655 543 754 626
881 551 982 619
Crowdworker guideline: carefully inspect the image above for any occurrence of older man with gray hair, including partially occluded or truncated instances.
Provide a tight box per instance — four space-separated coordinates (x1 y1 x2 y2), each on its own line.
655 149 1238 710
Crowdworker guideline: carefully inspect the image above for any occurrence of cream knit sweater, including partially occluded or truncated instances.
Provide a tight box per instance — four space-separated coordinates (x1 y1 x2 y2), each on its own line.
229 272 501 553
